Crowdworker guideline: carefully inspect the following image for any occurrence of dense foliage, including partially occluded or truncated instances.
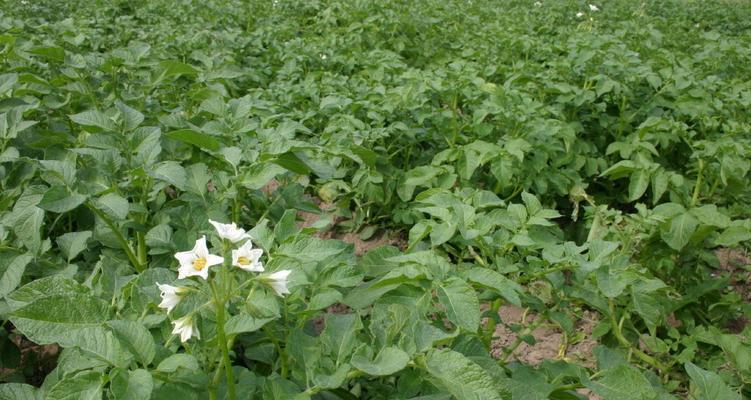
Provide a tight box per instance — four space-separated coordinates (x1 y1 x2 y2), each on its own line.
1 0 750 398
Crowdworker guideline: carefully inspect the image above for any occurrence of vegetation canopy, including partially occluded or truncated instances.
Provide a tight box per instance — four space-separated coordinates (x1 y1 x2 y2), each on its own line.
0 0 750 399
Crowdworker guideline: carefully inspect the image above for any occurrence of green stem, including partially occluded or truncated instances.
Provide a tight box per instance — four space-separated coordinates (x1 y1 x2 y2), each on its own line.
211 279 236 400
86 201 143 272
608 299 667 371
690 158 704 207
263 325 288 378
136 232 147 266
519 263 572 284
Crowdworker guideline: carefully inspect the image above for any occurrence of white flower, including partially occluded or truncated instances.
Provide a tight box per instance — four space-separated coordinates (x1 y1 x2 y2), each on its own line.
171 316 199 342
157 283 186 313
534 1 542 6
576 11 584 18
232 241 264 272
589 4 599 11
174 236 223 280
208 219 251 243
264 270 292 297
320 54 328 60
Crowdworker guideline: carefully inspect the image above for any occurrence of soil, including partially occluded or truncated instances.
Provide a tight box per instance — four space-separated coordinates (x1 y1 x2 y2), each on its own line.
0 324 58 386
490 305 598 369
295 197 406 256
714 248 751 333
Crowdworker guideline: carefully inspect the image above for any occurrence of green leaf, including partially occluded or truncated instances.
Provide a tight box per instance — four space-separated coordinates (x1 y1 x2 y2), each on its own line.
651 170 669 204
115 101 144 131
690 205 731 228
185 163 211 196
631 290 662 336
5 275 87 311
157 61 199 77
224 315 275 336
437 277 480 332
0 383 43 400
584 364 656 400
107 320 156 366
110 369 153 400
424 348 509 400
7 206 44 251
351 346 409 376
320 314 362 366
39 160 77 187
70 110 116 132
685 362 741 400
10 293 109 346
165 129 221 152
240 163 286 190
628 169 650 202
661 212 699 251
46 371 103 400
272 151 311 174
150 161 187 190
715 225 751 247
39 186 86 213
463 268 522 306
308 288 343 311
96 193 129 220
0 253 33 297
145 225 173 255
56 231 92 262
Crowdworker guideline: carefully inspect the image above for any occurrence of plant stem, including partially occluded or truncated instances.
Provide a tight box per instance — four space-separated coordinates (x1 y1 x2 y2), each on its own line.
690 158 704 207
607 299 667 372
211 279 236 400
85 201 143 272
136 232 147 266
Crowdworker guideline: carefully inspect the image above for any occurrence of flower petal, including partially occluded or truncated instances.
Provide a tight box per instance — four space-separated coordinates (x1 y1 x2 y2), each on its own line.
205 254 224 267
174 250 196 269
192 236 210 258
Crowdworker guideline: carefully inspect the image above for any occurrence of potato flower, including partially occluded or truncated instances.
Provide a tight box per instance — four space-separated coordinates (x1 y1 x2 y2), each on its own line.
589 4 599 11
174 236 223 280
264 270 292 297
208 219 252 243
576 11 584 17
232 241 264 272
156 283 186 313
172 316 199 342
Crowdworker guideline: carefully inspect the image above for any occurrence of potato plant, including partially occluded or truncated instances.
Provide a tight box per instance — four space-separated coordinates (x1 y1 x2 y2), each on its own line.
0 0 750 399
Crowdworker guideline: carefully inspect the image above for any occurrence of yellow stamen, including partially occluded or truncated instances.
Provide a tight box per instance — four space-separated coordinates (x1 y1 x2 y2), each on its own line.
192 258 207 270
237 256 250 265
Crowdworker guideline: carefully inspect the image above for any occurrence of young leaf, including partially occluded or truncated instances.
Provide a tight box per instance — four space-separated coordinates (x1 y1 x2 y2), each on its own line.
107 320 156 366
39 186 86 213
424 348 509 400
70 110 116 132
437 277 480 332
685 362 741 400
350 346 409 376
95 193 129 220
110 369 153 400
56 231 92 262
46 371 103 400
661 212 699 251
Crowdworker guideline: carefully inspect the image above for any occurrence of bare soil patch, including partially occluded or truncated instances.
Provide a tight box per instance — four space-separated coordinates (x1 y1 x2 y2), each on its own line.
490 305 598 368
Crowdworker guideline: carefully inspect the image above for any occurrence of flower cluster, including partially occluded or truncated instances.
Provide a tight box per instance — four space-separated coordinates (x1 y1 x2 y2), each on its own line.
157 219 292 342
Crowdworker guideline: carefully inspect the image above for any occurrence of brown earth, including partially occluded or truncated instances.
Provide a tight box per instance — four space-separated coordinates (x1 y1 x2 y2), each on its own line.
715 248 751 333
0 326 58 386
296 199 406 256
490 305 598 369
